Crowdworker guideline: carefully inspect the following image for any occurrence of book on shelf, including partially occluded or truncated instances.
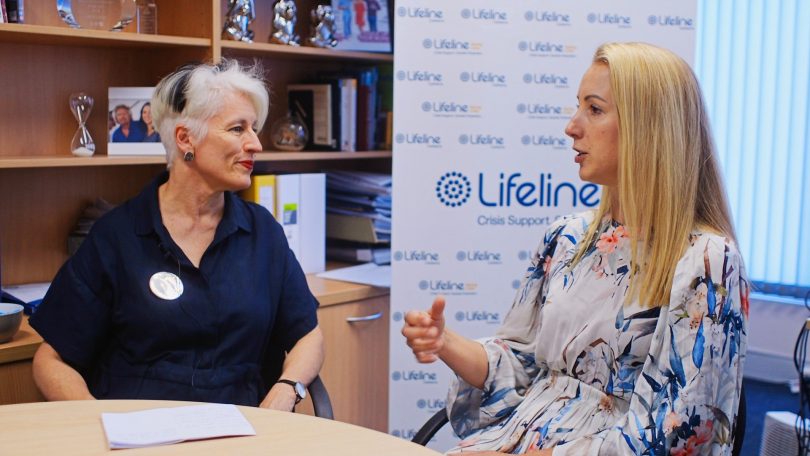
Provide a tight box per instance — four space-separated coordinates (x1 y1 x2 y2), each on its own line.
287 84 338 151
0 1 6 23
242 173 325 274
5 0 21 23
326 240 390 265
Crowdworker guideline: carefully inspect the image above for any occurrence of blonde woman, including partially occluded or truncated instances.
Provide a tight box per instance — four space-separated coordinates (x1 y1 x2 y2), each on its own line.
403 42 749 455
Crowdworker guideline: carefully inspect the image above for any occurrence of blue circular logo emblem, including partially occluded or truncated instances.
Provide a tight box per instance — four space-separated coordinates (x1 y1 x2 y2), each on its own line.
461 9 471 19
395 133 405 144
421 101 432 112
517 103 527 113
521 135 531 145
456 251 466 261
460 71 470 82
587 13 597 23
417 399 427 409
523 73 533 84
455 311 465 321
435 171 472 207
458 134 469 145
397 7 407 17
396 70 406 81
647 15 657 25
512 280 522 289
518 250 529 261
392 311 403 322
524 11 534 21
394 251 404 261
391 371 402 381
518 41 528 51
418 280 429 290
422 38 433 49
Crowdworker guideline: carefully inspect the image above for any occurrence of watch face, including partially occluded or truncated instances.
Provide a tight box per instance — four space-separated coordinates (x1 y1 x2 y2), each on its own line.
294 382 307 400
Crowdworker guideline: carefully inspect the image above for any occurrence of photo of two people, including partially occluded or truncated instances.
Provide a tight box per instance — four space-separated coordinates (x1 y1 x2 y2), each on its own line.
107 87 165 156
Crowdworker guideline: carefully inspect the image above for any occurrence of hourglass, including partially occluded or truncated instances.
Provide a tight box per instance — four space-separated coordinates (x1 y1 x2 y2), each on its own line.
69 92 95 157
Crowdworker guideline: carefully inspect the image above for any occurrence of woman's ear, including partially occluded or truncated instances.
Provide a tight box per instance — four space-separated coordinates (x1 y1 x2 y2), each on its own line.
175 124 193 151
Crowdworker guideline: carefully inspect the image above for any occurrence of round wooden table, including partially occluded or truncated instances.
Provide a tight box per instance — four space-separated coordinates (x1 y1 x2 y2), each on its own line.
0 400 441 455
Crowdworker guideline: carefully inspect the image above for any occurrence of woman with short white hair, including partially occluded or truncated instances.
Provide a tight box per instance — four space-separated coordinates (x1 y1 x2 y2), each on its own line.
32 60 324 411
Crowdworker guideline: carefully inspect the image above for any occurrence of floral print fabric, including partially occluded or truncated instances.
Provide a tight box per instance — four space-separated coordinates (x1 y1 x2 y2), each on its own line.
446 211 748 455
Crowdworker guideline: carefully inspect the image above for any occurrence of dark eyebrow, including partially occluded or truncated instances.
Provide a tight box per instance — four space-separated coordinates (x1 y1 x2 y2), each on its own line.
583 94 608 103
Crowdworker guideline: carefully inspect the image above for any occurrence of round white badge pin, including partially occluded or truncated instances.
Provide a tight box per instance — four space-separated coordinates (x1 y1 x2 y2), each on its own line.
149 271 184 300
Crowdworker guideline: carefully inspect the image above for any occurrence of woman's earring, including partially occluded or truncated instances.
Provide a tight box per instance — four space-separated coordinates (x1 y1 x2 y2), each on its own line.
183 150 194 161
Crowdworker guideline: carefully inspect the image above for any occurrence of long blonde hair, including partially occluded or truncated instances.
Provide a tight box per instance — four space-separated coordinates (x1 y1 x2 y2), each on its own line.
571 42 736 308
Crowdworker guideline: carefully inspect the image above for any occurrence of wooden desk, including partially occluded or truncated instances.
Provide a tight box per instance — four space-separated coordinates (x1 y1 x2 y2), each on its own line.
0 400 438 455
0 274 390 430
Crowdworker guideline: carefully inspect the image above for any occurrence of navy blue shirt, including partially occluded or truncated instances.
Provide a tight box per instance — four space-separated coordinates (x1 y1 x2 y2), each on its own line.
31 172 318 406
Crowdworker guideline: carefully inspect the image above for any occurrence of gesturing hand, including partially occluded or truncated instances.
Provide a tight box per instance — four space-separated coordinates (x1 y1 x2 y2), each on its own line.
402 296 446 363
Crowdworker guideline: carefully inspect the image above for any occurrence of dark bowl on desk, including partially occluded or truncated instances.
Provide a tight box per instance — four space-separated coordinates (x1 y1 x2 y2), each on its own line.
0 303 24 343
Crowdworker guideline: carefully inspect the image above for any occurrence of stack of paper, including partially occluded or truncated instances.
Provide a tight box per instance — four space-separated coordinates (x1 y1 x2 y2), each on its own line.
101 404 256 449
326 171 391 245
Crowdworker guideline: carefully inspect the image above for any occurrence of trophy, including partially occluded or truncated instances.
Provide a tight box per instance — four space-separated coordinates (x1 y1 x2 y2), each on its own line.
270 0 300 46
56 0 136 31
222 0 255 42
307 5 338 48
69 92 95 157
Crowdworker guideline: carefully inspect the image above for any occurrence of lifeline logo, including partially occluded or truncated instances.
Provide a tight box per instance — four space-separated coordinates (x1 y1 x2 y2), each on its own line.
648 14 694 29
460 71 507 87
455 310 501 324
521 134 569 150
391 370 438 384
391 429 419 440
525 10 571 25
418 280 478 295
587 12 632 28
396 70 443 85
397 6 444 22
422 100 482 118
457 250 502 264
523 72 569 88
459 133 505 149
518 40 577 58
423 37 483 55
393 250 440 264
396 132 442 148
435 171 600 209
461 8 508 23
516 103 575 120
416 398 447 411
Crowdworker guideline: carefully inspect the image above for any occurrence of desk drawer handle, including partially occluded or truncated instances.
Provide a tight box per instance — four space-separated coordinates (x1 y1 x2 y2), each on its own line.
346 312 383 323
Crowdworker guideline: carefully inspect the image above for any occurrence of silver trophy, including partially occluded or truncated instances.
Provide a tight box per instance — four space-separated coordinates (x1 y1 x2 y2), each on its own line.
270 0 300 46
307 5 338 48
222 0 255 43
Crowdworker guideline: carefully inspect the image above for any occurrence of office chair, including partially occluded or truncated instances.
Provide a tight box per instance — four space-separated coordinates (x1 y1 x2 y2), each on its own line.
413 386 746 456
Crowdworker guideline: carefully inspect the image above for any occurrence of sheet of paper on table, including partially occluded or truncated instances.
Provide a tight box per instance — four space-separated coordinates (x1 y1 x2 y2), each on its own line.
101 403 256 449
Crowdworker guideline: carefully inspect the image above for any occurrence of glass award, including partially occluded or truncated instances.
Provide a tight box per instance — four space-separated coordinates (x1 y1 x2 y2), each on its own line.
56 0 137 32
69 92 95 157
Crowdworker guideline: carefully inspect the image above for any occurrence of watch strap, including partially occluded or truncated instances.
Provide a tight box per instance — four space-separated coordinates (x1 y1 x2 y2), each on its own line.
276 379 304 403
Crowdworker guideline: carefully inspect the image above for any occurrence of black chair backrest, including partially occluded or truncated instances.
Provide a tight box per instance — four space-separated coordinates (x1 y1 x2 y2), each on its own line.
413 385 747 454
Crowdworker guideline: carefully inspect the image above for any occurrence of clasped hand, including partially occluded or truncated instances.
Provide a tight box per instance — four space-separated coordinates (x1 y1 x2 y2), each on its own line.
402 296 447 363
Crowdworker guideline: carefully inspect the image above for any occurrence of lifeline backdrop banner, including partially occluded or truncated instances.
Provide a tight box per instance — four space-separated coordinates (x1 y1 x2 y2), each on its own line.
390 1 697 450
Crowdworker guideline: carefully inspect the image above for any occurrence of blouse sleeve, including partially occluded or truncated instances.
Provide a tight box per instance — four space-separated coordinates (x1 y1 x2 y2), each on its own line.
446 219 568 439
552 235 749 456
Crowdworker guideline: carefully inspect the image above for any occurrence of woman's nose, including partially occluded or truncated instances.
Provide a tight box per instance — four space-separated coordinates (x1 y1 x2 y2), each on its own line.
245 129 262 152
565 115 581 139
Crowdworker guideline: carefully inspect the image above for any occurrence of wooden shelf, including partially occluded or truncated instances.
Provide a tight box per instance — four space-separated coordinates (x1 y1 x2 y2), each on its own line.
0 151 392 169
221 40 393 62
0 23 210 48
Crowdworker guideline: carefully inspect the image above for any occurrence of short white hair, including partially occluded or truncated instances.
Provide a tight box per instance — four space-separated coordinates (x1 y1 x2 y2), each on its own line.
151 59 270 168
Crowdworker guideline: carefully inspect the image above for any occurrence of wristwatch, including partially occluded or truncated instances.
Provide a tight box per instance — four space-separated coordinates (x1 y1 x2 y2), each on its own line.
277 379 307 404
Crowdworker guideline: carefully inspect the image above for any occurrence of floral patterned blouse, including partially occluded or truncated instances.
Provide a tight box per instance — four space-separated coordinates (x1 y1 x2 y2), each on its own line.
446 211 749 455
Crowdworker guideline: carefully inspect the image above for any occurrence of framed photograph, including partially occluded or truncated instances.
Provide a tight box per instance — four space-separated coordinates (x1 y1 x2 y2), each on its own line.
107 87 165 156
331 0 391 53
